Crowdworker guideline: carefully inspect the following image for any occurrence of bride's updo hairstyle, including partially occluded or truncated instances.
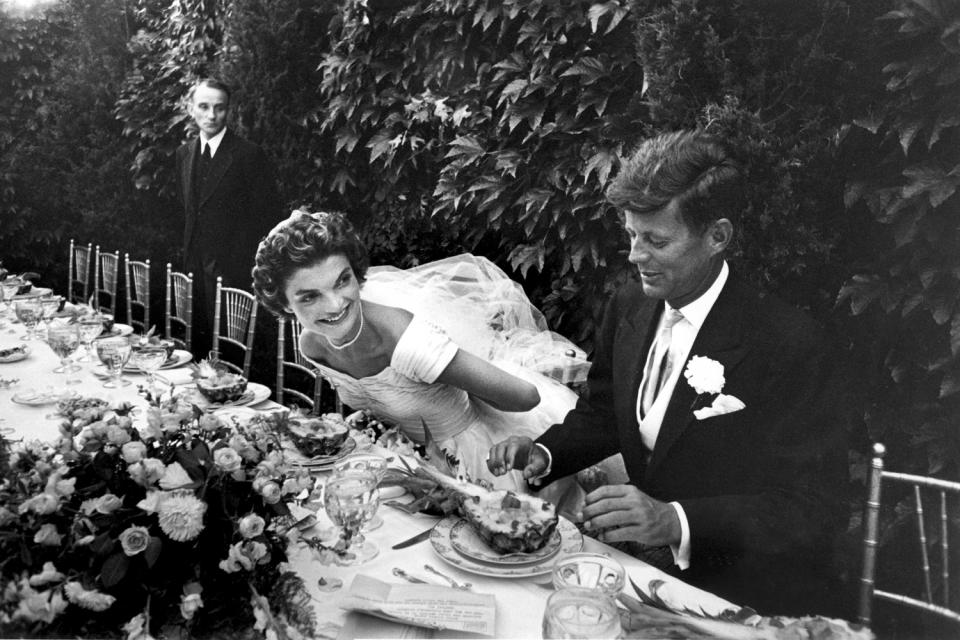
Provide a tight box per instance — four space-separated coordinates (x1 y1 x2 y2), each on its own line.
253 209 370 319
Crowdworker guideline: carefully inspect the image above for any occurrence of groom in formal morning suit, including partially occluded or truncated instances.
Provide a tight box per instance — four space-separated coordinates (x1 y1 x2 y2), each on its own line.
489 130 849 616
175 78 281 357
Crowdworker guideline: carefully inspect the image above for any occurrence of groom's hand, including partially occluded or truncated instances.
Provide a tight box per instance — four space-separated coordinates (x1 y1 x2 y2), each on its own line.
486 436 548 482
581 484 681 547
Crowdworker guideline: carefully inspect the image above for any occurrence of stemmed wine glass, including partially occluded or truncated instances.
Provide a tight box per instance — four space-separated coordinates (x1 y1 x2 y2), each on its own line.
94 335 132 388
38 296 63 338
45 323 82 385
333 453 388 531
76 313 105 362
14 299 43 341
130 344 168 395
1 278 22 319
323 469 380 565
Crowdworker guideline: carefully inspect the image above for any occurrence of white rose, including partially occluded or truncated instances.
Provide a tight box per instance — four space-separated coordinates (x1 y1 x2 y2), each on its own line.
121 441 147 463
683 356 726 395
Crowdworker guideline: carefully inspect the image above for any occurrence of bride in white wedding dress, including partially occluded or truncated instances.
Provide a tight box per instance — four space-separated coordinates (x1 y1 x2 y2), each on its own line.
252 210 622 502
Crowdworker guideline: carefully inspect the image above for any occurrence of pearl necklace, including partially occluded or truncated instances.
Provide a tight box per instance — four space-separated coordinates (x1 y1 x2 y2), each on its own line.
326 304 364 350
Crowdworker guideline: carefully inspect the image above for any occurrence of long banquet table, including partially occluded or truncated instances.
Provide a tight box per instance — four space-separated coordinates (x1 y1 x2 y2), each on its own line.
0 311 737 639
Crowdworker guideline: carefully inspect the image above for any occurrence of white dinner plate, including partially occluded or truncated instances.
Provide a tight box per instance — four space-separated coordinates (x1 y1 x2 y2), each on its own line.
186 381 271 410
212 406 261 425
104 323 134 337
430 515 583 579
11 388 79 406
449 518 563 566
122 349 192 373
282 437 358 470
0 345 30 363
12 287 53 299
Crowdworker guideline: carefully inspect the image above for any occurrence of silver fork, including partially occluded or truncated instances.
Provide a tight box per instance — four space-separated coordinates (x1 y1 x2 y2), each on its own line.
424 564 472 591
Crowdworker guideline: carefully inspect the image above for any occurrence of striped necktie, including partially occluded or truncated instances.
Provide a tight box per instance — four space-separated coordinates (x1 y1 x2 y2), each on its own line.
639 306 684 418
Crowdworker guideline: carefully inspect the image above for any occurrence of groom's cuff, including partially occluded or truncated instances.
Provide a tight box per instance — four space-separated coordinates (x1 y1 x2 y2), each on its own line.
669 501 691 570
528 443 553 483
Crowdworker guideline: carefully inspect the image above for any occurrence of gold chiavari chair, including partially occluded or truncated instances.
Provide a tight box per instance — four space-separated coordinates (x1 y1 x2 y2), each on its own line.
67 240 93 304
165 263 193 353
859 443 960 628
93 246 120 316
125 254 151 334
276 316 326 411
212 276 258 378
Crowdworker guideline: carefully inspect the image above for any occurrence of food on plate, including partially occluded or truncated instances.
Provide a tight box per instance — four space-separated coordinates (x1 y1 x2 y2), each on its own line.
285 413 350 457
192 359 248 403
460 490 559 554
0 345 28 360
414 464 559 554
128 333 175 360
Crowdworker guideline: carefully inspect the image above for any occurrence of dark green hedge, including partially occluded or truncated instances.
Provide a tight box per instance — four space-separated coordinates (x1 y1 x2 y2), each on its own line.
2 0 958 632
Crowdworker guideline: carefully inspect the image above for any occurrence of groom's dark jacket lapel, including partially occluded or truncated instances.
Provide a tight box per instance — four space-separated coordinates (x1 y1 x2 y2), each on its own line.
535 274 849 616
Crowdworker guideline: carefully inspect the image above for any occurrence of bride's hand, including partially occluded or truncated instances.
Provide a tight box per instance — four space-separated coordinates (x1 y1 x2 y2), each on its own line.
486 436 548 483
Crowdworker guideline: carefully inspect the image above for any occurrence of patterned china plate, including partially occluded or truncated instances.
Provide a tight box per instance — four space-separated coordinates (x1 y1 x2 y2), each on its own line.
0 345 30 363
449 519 563 566
11 388 79 406
123 349 192 372
430 515 583 579
282 437 357 470
185 382 272 410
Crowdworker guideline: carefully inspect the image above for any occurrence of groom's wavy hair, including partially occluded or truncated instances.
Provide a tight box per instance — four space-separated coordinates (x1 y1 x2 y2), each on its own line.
252 209 370 319
605 130 743 235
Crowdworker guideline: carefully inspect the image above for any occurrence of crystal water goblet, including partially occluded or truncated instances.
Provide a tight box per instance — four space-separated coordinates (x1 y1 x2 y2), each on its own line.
45 323 82 385
541 586 623 639
1 279 22 319
14 298 42 341
94 335 132 388
77 314 104 363
333 453 388 531
39 295 63 337
323 469 380 565
130 344 168 395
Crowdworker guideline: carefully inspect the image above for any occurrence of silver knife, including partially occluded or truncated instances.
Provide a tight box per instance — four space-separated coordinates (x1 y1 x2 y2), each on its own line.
391 526 435 550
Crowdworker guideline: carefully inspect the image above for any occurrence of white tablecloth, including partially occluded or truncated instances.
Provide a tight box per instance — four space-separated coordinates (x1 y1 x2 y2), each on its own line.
0 310 736 639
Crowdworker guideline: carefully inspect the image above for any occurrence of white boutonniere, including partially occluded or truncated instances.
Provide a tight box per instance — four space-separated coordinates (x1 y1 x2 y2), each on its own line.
683 356 746 420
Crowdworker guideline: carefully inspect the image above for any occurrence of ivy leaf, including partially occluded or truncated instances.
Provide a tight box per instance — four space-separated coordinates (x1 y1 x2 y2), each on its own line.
144 536 163 568
939 371 960 399
444 136 486 163
101 551 130 587
560 57 608 85
584 149 616 186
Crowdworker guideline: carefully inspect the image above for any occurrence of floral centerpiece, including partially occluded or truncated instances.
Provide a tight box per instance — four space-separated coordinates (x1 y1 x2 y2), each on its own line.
0 391 318 639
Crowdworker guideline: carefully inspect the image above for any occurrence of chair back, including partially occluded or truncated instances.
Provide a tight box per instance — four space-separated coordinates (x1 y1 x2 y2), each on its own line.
93 246 120 316
276 316 326 411
125 254 151 334
68 240 93 304
165 263 193 352
859 443 960 626
212 277 258 378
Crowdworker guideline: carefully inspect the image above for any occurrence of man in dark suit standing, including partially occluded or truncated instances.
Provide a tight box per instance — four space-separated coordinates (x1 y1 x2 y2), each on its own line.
488 130 849 616
175 78 281 357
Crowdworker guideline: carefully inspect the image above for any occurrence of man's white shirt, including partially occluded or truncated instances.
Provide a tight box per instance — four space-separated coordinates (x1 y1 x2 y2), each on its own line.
533 261 730 571
639 261 729 569
200 127 227 157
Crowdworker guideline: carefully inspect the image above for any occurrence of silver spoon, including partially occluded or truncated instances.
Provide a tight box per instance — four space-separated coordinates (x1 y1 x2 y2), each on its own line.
424 564 472 591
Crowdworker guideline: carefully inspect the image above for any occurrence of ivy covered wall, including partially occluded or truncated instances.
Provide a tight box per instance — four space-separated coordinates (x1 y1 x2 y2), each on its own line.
1 1 958 633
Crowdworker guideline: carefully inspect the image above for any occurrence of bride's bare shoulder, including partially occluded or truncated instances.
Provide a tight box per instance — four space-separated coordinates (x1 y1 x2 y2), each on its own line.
364 301 413 342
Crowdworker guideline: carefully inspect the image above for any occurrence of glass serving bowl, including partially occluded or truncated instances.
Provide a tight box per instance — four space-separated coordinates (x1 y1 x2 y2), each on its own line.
551 552 626 597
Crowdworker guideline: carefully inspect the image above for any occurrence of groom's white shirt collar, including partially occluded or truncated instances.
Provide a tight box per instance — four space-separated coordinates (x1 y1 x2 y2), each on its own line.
671 259 728 330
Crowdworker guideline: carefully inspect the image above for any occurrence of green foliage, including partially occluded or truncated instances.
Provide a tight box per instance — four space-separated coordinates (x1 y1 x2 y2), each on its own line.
316 0 644 345
630 0 882 314
839 0 960 478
